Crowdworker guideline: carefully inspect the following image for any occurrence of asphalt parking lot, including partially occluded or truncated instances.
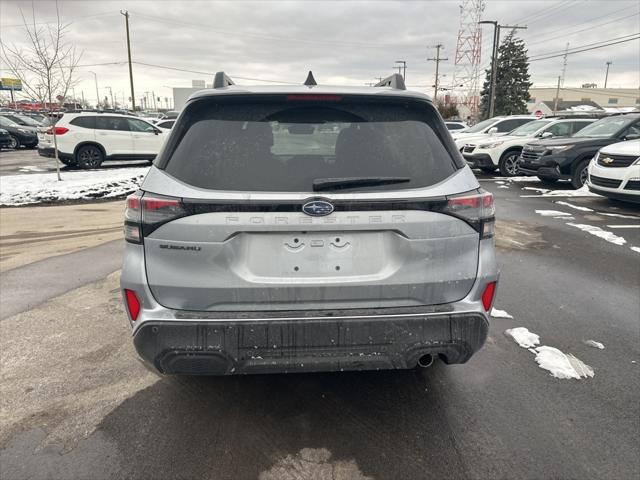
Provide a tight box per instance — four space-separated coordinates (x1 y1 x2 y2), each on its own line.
1 150 639 479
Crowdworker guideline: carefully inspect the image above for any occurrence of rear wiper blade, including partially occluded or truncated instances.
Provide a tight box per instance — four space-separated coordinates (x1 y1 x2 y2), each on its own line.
312 176 411 191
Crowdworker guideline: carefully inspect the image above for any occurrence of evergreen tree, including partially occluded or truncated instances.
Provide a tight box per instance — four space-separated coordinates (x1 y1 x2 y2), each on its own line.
479 32 532 119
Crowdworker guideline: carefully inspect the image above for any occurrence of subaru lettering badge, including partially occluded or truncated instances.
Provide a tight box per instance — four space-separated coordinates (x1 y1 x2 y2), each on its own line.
302 200 334 217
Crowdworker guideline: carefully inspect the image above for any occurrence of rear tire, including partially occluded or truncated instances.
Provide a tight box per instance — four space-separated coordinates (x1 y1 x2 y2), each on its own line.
498 150 522 177
571 159 590 189
7 135 19 150
76 145 104 169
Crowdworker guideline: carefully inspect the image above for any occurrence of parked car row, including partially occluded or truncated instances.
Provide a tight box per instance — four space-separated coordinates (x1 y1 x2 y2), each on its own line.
37 112 169 168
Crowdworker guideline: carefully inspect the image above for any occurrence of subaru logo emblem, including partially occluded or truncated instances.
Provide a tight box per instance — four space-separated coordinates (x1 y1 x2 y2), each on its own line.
302 200 334 217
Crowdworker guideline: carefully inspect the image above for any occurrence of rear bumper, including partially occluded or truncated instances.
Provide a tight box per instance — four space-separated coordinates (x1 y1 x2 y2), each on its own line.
133 311 489 375
37 147 73 161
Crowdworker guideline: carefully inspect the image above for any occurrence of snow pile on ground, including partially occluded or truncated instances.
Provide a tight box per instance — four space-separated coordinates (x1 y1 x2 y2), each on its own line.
566 223 627 246
584 340 605 349
505 327 540 348
534 346 594 379
521 185 599 198
535 210 572 217
491 308 514 319
0 168 148 206
554 201 593 212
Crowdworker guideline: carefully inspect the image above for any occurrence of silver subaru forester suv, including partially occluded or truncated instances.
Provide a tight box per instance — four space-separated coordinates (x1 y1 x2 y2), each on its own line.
121 72 498 375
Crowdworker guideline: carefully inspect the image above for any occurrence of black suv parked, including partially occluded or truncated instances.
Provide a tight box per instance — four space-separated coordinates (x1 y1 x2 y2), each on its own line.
518 114 640 188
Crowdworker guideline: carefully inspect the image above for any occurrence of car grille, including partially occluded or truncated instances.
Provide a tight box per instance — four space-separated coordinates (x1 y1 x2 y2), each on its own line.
520 147 545 162
463 144 476 153
589 175 622 189
597 154 639 168
624 180 640 190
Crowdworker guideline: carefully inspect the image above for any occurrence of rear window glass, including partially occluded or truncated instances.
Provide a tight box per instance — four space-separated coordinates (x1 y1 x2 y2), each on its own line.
162 96 459 192
70 116 96 129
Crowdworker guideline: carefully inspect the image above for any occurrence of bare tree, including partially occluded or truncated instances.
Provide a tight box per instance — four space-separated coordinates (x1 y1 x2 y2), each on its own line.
1 1 82 180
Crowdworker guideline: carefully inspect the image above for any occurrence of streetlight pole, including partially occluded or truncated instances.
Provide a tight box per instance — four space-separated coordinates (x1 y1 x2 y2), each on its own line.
478 21 527 118
88 71 100 108
604 61 612 88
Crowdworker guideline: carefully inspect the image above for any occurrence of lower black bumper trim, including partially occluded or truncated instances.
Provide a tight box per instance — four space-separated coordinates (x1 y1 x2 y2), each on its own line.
133 312 489 375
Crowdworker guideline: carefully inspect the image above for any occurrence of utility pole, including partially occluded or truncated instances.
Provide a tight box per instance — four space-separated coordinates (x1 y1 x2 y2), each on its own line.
553 75 562 114
89 70 100 108
478 21 527 118
428 44 448 102
152 90 157 110
120 10 136 111
604 61 612 88
394 60 407 80
560 43 569 87
105 86 114 108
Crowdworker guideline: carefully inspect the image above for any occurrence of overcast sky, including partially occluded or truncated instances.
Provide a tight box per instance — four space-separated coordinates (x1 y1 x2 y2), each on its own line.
1 0 639 107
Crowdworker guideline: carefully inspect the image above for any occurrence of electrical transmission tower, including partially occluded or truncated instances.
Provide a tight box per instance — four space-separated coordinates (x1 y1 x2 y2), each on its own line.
451 0 485 119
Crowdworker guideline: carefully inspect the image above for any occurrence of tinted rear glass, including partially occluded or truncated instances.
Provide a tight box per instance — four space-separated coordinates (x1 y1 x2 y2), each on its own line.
70 116 96 129
162 95 459 192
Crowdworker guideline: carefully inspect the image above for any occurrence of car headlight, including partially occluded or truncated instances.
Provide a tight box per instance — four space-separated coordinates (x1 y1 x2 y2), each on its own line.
479 141 504 149
547 145 573 152
633 156 640 165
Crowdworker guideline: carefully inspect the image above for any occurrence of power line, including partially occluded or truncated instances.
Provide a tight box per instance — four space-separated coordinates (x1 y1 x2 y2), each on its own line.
530 35 640 62
1 11 117 28
529 33 640 60
131 61 300 84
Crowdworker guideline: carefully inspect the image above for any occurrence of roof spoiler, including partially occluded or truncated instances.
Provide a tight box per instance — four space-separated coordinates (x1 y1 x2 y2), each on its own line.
374 73 406 90
213 71 235 89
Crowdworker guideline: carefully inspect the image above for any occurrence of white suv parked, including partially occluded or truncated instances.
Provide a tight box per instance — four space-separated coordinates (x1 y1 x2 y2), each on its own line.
463 118 595 176
451 115 537 150
38 112 167 169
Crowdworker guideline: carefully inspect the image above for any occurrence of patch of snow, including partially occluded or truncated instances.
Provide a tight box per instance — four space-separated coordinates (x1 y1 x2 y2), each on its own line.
566 223 627 246
491 308 514 319
506 176 543 183
18 165 48 173
535 210 571 217
534 346 594 379
584 340 605 350
631 246 640 253
505 327 540 349
554 201 593 212
498 185 509 189
494 180 506 184
599 212 639 220
521 185 600 198
0 168 148 206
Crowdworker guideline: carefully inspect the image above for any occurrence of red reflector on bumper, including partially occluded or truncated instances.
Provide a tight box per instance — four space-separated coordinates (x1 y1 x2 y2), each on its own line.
124 289 141 321
481 281 497 312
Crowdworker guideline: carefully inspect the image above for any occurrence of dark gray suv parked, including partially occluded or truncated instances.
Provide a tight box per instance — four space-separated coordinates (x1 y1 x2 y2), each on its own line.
120 73 499 375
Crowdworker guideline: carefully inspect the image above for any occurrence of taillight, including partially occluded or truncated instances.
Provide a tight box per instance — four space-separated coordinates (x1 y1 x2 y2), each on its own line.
436 190 495 238
45 126 69 135
124 289 141 321
481 281 497 311
124 192 188 244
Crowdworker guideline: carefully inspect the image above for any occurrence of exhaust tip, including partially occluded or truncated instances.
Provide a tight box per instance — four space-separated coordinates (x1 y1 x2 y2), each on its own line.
417 353 434 368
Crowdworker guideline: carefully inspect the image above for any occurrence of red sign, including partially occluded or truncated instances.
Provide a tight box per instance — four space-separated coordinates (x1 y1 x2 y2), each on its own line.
534 110 544 118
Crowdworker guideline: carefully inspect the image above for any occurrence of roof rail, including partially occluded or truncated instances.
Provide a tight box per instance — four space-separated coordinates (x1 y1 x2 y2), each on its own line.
213 71 235 89
374 73 406 90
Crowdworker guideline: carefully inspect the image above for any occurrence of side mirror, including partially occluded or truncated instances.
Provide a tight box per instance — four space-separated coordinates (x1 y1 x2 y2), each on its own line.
487 127 498 135
623 133 640 141
154 129 161 135
540 131 554 139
